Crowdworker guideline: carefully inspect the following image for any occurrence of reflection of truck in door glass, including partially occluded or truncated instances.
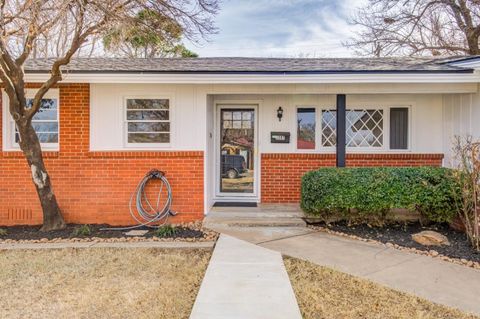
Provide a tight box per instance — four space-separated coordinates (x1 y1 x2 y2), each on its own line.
221 154 246 179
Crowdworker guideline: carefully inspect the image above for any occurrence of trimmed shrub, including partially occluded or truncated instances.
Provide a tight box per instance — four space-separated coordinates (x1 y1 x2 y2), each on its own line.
301 167 460 224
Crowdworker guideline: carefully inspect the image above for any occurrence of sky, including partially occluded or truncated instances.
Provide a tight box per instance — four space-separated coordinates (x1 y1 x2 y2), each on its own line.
185 0 367 58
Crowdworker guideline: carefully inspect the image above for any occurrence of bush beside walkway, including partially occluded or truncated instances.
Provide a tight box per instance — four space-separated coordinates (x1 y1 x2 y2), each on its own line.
301 167 458 224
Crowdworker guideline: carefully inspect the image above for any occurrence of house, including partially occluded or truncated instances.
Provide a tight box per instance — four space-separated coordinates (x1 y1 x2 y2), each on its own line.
1 56 480 226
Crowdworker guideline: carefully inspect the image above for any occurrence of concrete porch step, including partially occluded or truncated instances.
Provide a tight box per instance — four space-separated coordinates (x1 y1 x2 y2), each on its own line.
207 211 304 218
210 203 302 212
205 203 306 228
205 216 307 228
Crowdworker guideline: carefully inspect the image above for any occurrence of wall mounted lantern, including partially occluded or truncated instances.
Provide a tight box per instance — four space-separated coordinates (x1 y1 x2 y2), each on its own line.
277 106 284 122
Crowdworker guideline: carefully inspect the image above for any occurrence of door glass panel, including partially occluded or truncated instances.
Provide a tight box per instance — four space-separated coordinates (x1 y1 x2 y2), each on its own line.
220 109 254 193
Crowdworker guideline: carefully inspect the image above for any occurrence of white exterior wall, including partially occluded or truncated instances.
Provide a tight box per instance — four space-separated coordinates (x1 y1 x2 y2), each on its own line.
89 82 475 213
90 84 207 151
442 85 480 166
90 83 454 154
213 93 444 154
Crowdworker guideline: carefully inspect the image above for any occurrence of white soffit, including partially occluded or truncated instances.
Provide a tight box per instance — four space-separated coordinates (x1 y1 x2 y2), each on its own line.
24 72 480 84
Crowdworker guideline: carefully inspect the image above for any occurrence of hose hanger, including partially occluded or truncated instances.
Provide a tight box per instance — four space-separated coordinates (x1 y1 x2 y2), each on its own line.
102 169 175 231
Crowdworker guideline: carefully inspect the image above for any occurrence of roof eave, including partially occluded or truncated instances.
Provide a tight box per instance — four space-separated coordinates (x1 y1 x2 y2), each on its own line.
22 70 480 84
24 69 474 74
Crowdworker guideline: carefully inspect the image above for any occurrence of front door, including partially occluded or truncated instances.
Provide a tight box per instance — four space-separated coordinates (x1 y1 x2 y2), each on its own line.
217 106 257 198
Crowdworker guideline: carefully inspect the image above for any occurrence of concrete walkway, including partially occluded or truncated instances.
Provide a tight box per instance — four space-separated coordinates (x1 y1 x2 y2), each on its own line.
190 234 302 319
215 226 480 315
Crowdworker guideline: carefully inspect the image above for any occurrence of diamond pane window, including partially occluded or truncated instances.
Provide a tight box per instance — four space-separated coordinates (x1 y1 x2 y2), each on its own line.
321 109 384 148
346 109 383 147
321 110 336 147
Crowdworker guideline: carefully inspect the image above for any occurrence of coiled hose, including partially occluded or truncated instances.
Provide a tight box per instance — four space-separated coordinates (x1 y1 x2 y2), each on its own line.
102 169 175 231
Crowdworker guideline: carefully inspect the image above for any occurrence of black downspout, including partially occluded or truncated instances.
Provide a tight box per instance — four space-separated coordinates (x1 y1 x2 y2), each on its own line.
336 94 346 167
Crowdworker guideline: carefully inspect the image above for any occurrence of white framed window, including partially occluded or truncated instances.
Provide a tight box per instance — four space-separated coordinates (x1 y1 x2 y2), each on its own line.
321 109 337 147
296 107 316 150
124 97 171 147
2 89 59 151
346 109 384 148
320 107 410 151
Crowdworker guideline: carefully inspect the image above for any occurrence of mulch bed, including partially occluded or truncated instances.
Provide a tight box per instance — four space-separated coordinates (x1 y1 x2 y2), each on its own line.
0 222 217 243
309 221 480 265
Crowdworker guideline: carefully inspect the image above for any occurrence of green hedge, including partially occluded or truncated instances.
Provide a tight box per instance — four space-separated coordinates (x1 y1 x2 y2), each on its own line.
301 167 459 224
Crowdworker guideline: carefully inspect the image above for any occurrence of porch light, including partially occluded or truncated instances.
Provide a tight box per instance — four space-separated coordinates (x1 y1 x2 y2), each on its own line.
277 106 283 122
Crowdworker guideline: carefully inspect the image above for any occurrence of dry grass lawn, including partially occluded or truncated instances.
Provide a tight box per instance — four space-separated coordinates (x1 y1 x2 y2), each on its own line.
0 248 211 319
284 257 479 319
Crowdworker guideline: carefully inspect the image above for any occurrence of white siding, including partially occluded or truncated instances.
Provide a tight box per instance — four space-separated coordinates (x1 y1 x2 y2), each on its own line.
442 85 480 166
213 93 444 154
89 83 473 213
90 83 470 160
90 84 206 151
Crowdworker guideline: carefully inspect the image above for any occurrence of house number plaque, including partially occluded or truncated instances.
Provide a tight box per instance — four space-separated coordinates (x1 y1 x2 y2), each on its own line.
270 132 290 144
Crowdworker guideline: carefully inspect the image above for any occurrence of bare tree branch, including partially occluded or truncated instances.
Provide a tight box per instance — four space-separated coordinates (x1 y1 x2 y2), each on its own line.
0 0 219 231
347 0 480 56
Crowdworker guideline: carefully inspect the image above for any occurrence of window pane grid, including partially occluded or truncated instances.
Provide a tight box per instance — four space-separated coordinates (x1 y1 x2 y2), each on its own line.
321 109 384 148
222 111 254 130
346 109 383 148
126 99 169 110
321 110 336 147
126 98 170 144
12 98 59 145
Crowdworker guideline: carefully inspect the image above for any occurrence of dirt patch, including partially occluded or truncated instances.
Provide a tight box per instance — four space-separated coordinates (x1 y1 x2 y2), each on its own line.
0 222 218 243
0 248 211 319
310 222 480 263
284 256 479 319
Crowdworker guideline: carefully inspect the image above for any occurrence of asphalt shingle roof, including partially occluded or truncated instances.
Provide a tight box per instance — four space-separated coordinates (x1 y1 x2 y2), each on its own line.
23 57 474 73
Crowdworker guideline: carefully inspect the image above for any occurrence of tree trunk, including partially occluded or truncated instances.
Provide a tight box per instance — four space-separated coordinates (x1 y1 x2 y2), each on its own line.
16 118 65 232
466 30 480 55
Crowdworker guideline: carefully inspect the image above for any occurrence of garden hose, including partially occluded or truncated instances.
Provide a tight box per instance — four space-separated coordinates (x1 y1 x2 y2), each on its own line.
101 169 175 231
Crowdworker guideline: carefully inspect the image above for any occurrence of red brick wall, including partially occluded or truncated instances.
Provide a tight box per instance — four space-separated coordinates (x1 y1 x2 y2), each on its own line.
0 84 204 226
261 153 444 203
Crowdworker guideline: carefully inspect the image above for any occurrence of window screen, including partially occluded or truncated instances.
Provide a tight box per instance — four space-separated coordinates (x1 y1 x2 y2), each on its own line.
390 108 409 150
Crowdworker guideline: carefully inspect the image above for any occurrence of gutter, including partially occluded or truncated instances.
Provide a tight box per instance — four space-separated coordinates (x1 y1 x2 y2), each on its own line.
23 71 480 84
24 68 474 74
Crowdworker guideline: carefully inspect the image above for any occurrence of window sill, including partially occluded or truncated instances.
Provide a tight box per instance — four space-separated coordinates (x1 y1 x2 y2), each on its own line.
294 148 412 153
123 144 172 150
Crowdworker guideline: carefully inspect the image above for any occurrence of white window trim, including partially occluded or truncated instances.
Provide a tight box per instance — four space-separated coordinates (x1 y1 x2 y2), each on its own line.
387 105 412 152
318 107 336 153
295 105 318 152
2 89 60 151
122 95 173 149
